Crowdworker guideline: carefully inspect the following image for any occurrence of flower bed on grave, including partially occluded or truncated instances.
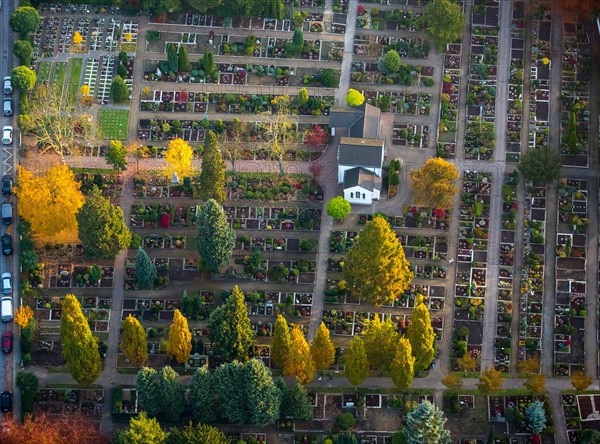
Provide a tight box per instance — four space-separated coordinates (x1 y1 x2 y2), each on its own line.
223 205 321 231
75 171 124 203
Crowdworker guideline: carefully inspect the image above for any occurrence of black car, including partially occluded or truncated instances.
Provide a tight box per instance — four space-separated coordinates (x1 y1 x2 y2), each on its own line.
0 391 11 412
1 234 12 256
1 175 12 196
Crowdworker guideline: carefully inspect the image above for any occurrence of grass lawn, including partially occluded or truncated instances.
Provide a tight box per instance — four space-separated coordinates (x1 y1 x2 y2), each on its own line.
37 61 52 83
65 58 84 105
98 109 130 140
53 62 67 99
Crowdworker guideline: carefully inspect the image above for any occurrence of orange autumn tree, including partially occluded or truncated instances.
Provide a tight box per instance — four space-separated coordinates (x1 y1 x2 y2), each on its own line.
14 165 85 241
73 31 83 45
14 305 34 328
0 414 108 444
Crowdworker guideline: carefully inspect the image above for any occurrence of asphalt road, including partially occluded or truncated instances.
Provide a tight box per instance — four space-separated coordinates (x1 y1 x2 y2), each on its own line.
0 0 20 422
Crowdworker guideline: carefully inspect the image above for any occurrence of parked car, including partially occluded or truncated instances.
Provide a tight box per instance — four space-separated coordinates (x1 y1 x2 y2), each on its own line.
1 202 13 225
1 234 12 255
2 126 12 145
1 331 12 353
1 175 12 196
3 76 12 95
1 272 11 295
0 391 12 412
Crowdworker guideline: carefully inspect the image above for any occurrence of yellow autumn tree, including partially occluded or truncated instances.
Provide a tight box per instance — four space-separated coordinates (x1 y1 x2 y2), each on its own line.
409 157 460 208
80 84 90 95
164 138 195 181
124 33 133 42
14 306 34 328
168 309 192 364
15 165 85 241
284 325 315 384
73 31 83 45
310 322 335 370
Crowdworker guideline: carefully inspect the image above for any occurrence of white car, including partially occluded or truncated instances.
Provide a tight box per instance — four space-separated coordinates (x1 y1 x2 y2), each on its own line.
1 272 11 295
2 126 12 145
3 77 12 95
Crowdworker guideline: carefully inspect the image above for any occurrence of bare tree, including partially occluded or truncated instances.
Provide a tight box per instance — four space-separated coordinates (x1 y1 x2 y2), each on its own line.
219 117 248 174
259 95 302 177
19 84 92 160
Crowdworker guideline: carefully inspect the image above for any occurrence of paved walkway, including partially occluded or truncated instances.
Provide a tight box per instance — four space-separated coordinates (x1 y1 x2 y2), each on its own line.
334 0 358 105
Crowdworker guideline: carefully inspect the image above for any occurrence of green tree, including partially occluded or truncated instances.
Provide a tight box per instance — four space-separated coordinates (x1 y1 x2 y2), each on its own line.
106 140 128 172
406 296 436 372
189 366 216 423
345 88 365 107
345 336 370 386
215 359 281 426
319 69 337 87
423 0 465 50
177 45 190 72
403 400 451 444
335 413 356 431
378 50 401 74
284 325 315 384
186 0 223 13
11 65 36 93
166 422 230 444
158 366 185 422
363 314 398 373
517 145 562 185
311 322 335 370
135 247 156 289
16 370 39 416
77 187 131 258
113 412 167 444
389 337 415 390
208 285 255 362
111 75 130 102
199 130 226 202
13 40 34 66
298 87 309 105
60 294 102 386
120 315 148 367
343 216 413 306
525 401 546 435
9 6 40 37
196 199 236 272
168 309 192 364
477 367 503 395
278 378 314 421
566 110 578 153
326 196 352 220
167 43 179 72
271 313 291 368
136 367 161 417
202 50 215 76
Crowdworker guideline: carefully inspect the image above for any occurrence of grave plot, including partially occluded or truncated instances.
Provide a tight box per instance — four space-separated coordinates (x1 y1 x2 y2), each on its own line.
560 17 591 167
75 171 124 204
124 257 171 291
518 184 546 364
89 18 105 51
437 43 462 158
37 16 60 58
527 6 552 153
553 179 588 376
494 174 518 372
392 124 429 148
105 18 121 52
371 208 450 231
120 19 138 52
561 394 600 442
331 13 347 34
35 295 112 333
96 55 116 103
486 395 548 434
57 17 76 54
44 263 114 289
505 1 527 163
222 206 322 232
451 171 492 371
35 387 105 421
